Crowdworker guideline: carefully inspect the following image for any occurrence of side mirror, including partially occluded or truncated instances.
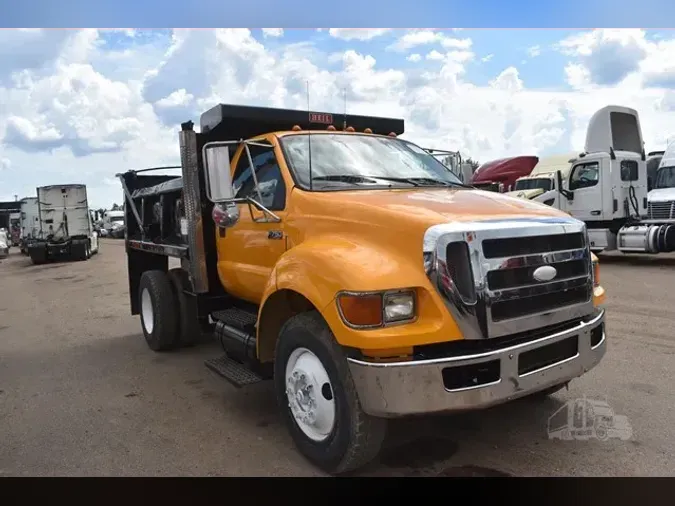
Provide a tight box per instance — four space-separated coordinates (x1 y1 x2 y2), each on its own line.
212 202 240 229
203 143 235 203
557 170 574 200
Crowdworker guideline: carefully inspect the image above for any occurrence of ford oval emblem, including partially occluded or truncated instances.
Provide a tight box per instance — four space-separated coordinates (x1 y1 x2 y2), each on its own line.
532 265 557 282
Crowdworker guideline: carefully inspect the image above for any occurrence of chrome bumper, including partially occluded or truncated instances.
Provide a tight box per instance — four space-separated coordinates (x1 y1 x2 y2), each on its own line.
347 309 606 417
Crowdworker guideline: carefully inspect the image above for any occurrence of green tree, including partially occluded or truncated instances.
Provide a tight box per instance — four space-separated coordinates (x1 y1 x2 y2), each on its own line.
464 157 480 172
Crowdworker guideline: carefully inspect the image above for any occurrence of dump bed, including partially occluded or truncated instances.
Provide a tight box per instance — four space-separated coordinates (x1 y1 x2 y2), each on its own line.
37 185 91 242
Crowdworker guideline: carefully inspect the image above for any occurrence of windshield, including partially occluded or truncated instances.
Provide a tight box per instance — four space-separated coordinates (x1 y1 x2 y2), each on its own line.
514 178 552 191
280 133 463 190
655 166 675 189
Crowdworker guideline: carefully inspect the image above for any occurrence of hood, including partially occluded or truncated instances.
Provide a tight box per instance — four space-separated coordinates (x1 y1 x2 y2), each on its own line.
294 187 572 241
504 188 546 200
648 187 675 203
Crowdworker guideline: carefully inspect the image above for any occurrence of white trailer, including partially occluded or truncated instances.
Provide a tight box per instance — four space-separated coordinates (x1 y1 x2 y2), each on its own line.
28 184 100 264
19 196 40 254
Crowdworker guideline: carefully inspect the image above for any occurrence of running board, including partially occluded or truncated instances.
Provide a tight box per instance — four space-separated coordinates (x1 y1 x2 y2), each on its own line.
204 355 265 388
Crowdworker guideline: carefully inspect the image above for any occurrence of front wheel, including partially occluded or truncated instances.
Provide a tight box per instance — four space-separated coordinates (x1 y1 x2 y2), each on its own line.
274 311 387 475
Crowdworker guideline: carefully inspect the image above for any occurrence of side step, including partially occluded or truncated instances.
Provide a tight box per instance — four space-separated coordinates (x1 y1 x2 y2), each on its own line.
212 307 258 363
211 307 257 332
205 355 264 388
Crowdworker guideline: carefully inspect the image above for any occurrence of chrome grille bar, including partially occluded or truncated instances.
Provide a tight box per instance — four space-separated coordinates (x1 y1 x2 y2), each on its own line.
424 216 594 340
648 201 675 220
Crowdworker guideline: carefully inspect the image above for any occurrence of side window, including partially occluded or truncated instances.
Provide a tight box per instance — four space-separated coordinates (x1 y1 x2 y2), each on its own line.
569 162 599 191
231 145 286 211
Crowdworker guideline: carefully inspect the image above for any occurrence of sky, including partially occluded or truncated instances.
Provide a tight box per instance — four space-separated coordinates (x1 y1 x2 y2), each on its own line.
2 26 675 208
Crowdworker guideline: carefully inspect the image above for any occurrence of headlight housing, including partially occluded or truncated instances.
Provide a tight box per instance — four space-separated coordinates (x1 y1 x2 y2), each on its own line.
591 254 600 287
337 289 417 329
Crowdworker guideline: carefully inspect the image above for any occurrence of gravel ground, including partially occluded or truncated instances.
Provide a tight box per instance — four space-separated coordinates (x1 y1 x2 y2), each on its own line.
0 239 674 476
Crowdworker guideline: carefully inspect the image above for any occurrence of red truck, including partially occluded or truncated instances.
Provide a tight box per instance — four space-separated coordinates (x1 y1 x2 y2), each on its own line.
471 155 539 192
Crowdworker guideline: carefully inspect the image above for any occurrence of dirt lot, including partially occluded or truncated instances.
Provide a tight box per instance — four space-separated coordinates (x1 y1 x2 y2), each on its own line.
1 239 674 476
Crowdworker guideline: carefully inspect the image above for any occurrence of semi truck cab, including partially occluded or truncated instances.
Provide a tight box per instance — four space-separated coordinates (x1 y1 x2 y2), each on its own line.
506 105 675 255
119 103 607 474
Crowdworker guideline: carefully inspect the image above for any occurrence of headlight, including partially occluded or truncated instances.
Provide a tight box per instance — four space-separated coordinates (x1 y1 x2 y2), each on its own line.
383 291 416 323
336 289 417 329
591 255 600 287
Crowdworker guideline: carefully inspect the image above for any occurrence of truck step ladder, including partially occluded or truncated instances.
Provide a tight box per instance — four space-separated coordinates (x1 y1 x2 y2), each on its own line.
204 355 265 388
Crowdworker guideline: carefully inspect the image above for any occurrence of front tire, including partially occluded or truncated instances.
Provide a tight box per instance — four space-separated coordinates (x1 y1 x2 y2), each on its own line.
274 311 387 475
139 270 179 352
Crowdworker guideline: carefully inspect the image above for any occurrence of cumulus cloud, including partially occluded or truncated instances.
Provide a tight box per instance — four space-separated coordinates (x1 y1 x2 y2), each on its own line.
1 28 675 207
388 29 472 52
328 29 390 41
262 28 284 38
558 29 648 86
527 45 541 58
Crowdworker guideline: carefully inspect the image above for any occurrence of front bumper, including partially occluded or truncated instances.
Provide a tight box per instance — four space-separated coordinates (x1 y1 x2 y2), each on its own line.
347 309 606 417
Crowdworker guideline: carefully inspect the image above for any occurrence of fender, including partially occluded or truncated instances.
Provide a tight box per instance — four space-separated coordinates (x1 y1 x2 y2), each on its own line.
257 234 460 355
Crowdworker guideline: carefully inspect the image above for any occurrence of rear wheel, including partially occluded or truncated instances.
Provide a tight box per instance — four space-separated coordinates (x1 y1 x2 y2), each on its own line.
139 270 179 352
274 311 387 475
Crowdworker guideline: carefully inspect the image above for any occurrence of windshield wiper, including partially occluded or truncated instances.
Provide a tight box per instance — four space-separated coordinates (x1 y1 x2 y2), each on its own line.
401 177 472 188
312 175 380 184
312 175 418 186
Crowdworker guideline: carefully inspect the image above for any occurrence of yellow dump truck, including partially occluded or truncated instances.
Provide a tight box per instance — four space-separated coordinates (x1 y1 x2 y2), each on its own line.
118 103 607 474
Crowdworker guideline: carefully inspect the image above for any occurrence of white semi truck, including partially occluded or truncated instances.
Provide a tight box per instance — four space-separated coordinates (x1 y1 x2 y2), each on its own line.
646 143 675 222
19 196 40 254
102 209 125 238
506 105 675 254
27 184 100 264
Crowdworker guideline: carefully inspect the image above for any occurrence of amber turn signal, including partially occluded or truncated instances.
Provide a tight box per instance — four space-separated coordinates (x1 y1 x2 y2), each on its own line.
337 293 383 328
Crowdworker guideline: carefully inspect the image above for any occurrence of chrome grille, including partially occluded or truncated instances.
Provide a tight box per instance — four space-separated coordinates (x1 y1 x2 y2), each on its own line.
648 201 675 220
424 217 594 340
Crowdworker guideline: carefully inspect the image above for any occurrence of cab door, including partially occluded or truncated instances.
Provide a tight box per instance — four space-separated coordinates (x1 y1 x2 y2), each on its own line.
216 139 290 304
565 160 602 222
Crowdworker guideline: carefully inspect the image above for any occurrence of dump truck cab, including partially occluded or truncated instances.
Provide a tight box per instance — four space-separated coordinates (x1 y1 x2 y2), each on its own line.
119 103 607 474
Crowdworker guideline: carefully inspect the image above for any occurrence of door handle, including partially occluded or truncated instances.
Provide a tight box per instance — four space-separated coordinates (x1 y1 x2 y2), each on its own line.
590 211 601 216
